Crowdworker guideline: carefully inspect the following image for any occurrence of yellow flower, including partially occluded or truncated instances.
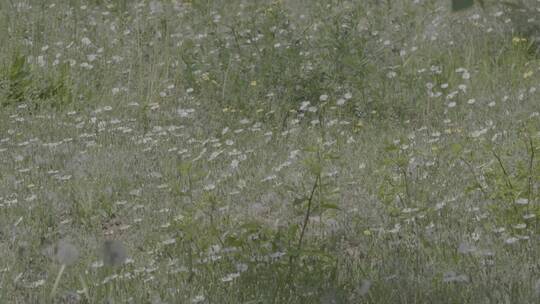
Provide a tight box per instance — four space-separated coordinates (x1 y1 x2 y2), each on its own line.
524 70 533 79
250 80 257 86
512 36 527 45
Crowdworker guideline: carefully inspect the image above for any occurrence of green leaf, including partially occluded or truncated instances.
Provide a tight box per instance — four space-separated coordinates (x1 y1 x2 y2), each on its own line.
451 143 463 154
303 145 319 153
303 157 323 176
178 162 195 178
452 0 474 11
224 235 244 247
241 221 262 232
320 202 340 211
384 144 399 152
323 152 340 160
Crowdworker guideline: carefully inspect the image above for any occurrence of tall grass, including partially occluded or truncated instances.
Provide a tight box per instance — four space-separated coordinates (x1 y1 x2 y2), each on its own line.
0 0 540 303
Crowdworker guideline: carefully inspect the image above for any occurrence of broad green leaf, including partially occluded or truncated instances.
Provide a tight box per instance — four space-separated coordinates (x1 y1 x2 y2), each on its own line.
178 162 192 174
452 0 474 11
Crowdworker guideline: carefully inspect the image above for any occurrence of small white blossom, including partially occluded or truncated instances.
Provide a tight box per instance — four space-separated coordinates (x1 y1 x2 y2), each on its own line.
81 37 92 46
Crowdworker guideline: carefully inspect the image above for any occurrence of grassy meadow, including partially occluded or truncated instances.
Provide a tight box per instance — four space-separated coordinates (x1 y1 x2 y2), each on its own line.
1 0 540 303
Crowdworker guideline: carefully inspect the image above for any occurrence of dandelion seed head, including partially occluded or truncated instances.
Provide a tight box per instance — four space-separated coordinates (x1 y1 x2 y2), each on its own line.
103 240 127 267
357 280 371 296
53 240 79 266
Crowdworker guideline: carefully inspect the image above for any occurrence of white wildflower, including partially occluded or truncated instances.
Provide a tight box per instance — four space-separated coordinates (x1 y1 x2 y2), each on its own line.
299 101 310 111
516 198 528 205
386 71 397 79
203 184 216 191
505 237 519 245
81 37 92 46
470 128 488 138
443 271 469 283
162 238 176 246
221 272 240 282
230 159 239 170
192 295 206 303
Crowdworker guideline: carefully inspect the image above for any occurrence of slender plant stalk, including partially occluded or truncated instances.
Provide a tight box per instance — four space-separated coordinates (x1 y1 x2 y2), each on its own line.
78 274 90 302
50 264 66 300
297 175 320 250
221 57 231 103
286 175 320 283
526 136 535 203
399 166 411 205
492 150 514 193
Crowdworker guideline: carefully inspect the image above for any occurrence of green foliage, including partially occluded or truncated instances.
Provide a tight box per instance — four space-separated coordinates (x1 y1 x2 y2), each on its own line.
2 53 32 106
0 53 74 109
177 1 372 117
2 0 540 302
479 128 540 230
